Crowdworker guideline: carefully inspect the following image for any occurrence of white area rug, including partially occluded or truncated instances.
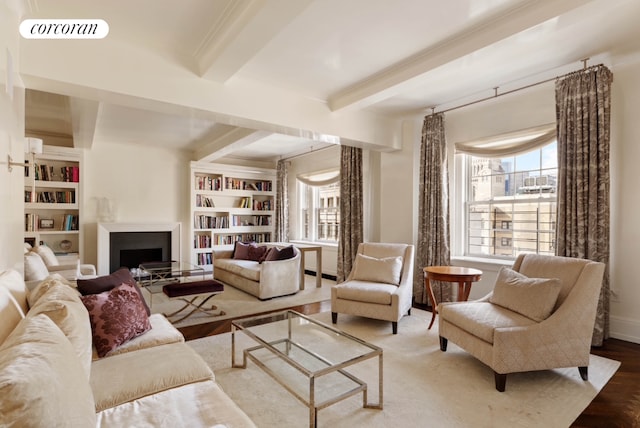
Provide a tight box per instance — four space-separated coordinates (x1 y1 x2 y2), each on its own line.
188 309 620 428
146 276 333 328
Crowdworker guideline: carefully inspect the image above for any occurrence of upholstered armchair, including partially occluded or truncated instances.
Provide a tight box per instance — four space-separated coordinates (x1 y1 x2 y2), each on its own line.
438 254 605 391
331 242 415 334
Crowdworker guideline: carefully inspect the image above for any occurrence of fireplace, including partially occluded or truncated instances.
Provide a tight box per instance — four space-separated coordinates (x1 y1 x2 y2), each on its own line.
97 223 181 275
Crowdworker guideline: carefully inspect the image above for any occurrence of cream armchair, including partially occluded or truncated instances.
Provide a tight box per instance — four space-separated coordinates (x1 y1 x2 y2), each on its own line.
438 254 605 391
331 243 415 334
24 245 96 289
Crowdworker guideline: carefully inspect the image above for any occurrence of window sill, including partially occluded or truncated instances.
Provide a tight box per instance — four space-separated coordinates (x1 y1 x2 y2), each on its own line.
290 239 338 248
451 256 513 272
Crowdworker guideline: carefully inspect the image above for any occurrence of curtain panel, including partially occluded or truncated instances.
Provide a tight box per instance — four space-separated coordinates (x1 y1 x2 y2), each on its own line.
555 64 613 346
415 113 451 305
337 145 363 283
274 160 289 243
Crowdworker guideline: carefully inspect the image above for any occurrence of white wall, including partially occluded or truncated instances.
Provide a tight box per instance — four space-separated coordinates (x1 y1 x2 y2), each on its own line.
81 141 192 266
0 2 25 273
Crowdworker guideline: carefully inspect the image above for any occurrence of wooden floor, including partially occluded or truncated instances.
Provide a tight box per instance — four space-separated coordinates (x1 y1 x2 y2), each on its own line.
179 300 640 427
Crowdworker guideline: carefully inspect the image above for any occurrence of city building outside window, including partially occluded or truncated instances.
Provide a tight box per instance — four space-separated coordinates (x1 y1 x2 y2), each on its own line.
464 140 557 259
297 171 340 243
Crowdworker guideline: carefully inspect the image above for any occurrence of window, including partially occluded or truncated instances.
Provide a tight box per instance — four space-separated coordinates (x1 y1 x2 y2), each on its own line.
297 171 340 243
464 140 557 259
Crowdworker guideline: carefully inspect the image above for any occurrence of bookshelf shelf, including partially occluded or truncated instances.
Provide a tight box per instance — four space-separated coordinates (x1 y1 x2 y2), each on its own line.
190 162 276 272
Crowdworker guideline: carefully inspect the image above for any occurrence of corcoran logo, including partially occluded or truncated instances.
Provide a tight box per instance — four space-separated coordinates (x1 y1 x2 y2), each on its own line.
19 19 109 39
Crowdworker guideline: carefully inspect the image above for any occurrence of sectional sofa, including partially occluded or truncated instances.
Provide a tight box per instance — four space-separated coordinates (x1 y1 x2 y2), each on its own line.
0 269 256 427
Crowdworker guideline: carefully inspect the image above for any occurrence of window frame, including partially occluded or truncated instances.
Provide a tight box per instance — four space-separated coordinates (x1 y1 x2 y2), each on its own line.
297 177 340 244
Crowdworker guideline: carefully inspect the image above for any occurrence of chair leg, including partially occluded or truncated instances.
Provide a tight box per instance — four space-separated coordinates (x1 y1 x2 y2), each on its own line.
331 312 337 324
439 336 448 351
407 308 411 316
578 366 588 381
494 372 507 392
392 321 398 334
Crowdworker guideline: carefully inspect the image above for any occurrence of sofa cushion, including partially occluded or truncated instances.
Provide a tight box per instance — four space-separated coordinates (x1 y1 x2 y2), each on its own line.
489 267 562 322
81 282 152 358
24 251 49 282
90 342 214 411
215 259 261 282
334 280 397 305
438 301 538 343
0 269 29 315
351 253 403 285
27 274 80 308
0 314 97 427
33 244 59 267
77 267 151 315
28 279 93 378
0 287 23 345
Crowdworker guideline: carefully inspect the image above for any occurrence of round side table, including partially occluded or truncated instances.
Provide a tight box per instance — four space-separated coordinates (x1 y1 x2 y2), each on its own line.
423 266 482 330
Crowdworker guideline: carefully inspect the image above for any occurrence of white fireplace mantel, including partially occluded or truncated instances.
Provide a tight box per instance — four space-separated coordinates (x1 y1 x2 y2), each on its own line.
97 222 181 275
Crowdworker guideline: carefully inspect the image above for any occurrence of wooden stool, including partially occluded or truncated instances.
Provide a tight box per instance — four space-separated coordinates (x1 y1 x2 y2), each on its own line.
162 280 225 323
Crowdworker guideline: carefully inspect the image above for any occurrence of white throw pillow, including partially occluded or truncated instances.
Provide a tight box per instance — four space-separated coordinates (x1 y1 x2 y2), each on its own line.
351 254 403 285
24 252 49 282
0 314 97 427
34 244 59 267
489 267 562 322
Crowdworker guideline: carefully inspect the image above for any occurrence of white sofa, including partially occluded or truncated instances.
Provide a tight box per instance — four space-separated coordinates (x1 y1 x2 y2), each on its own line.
213 244 301 300
0 269 255 427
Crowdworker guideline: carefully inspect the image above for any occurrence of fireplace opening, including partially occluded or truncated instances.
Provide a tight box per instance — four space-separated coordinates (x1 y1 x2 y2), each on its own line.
109 231 171 273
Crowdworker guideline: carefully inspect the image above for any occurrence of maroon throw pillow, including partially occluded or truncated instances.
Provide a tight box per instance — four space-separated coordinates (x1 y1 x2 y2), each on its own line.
77 267 150 316
248 245 268 262
233 241 252 260
80 282 152 358
264 246 281 262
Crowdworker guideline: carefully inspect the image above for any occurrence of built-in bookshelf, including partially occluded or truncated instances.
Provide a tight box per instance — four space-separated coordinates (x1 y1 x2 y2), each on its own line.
190 162 276 272
24 146 83 261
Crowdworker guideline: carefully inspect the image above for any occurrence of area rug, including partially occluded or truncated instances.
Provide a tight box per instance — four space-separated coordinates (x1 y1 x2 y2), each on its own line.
146 276 333 328
187 309 620 428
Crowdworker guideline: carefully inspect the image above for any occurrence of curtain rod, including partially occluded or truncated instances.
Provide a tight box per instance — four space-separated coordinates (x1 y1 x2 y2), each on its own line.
280 144 337 162
427 60 604 116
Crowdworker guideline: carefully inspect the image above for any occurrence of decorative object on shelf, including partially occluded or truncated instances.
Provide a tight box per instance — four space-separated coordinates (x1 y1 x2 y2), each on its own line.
6 137 43 172
59 239 73 252
39 218 54 229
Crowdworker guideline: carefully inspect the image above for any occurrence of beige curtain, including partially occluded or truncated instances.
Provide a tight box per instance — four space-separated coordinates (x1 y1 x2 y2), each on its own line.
337 145 363 283
274 160 289 242
415 113 451 305
555 64 613 346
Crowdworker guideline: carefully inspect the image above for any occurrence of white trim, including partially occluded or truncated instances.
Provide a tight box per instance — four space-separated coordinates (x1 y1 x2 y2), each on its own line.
97 222 181 275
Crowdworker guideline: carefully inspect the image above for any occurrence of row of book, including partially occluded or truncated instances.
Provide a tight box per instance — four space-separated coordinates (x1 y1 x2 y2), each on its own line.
193 234 212 249
25 213 78 232
196 253 212 266
195 175 222 191
195 195 215 207
194 215 229 230
231 215 272 226
253 199 273 211
30 164 79 182
214 233 271 245
25 190 76 204
225 178 273 192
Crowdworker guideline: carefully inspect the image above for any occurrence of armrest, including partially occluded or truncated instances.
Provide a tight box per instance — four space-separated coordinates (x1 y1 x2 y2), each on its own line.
48 264 96 276
212 249 233 260
259 252 301 296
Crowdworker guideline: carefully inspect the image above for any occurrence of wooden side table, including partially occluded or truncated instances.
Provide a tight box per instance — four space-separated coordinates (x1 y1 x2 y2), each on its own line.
423 266 482 330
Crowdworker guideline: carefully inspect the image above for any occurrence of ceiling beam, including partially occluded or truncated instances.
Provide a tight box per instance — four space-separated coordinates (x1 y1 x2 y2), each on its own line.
194 127 273 162
69 97 100 150
195 0 313 83
328 0 594 112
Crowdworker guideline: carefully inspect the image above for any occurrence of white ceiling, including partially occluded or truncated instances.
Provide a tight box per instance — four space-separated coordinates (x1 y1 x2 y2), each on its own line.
22 0 640 163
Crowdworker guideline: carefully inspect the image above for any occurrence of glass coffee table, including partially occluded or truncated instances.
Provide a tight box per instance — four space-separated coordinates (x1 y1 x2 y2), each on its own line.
231 310 382 427
137 261 206 307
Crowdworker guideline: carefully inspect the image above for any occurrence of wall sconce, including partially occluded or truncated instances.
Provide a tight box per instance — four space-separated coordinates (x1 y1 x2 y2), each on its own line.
7 137 43 172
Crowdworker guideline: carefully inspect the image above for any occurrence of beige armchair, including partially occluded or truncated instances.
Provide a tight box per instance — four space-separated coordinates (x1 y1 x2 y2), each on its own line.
438 254 605 391
331 243 415 334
